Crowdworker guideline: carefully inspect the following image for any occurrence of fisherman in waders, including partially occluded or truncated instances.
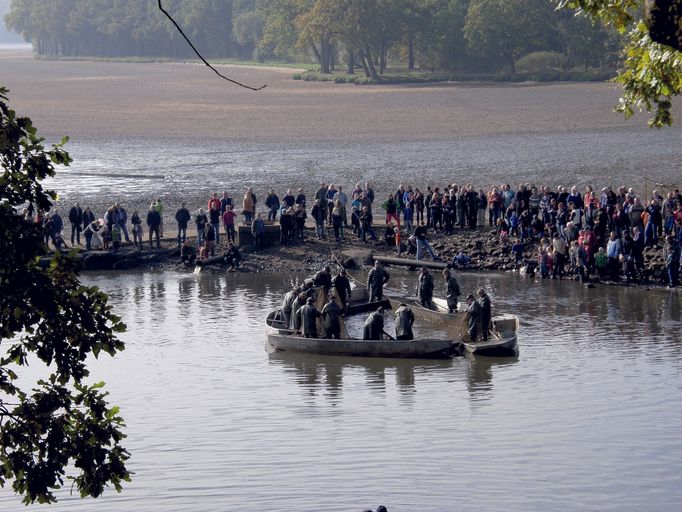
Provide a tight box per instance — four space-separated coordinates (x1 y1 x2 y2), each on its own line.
394 303 415 340
443 268 461 313
416 266 435 308
477 288 492 341
466 294 480 343
321 296 342 339
367 261 390 302
363 307 385 340
332 269 352 312
298 297 320 338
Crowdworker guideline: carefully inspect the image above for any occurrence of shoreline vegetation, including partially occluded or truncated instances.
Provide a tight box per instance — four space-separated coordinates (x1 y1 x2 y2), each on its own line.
292 68 615 85
51 221 679 294
29 51 614 86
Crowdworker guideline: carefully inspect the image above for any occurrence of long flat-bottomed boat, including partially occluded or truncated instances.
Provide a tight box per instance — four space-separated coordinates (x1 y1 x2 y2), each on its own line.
265 310 461 359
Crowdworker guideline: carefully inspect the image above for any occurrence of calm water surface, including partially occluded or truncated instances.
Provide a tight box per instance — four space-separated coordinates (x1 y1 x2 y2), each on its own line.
2 270 681 512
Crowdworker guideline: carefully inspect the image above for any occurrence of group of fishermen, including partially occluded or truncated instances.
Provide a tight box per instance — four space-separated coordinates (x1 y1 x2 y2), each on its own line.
279 261 493 343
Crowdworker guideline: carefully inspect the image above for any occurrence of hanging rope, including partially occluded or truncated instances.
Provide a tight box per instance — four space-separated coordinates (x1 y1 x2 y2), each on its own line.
157 0 266 91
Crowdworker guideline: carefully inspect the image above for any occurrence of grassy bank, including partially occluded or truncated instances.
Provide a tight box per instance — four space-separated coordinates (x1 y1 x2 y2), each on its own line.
293 69 615 85
35 53 314 70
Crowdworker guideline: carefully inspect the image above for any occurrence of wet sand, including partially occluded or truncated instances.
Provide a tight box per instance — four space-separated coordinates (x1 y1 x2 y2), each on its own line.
1 48 673 142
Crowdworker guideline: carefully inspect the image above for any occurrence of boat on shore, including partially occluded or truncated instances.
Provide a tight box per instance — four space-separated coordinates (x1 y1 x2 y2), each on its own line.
265 310 461 359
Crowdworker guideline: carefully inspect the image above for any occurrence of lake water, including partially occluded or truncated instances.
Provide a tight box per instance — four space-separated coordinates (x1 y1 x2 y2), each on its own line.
2 50 682 511
2 270 681 512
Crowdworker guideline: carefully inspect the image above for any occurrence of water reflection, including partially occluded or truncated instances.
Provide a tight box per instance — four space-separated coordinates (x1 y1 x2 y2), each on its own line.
466 355 519 405
269 352 456 406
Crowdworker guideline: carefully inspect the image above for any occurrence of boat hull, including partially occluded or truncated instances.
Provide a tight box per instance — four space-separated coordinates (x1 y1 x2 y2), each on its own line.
462 335 518 356
266 311 460 359
266 334 460 359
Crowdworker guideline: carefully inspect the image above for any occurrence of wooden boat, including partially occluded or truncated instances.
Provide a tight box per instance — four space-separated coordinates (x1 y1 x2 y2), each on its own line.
388 296 519 356
462 313 519 356
387 296 465 325
265 310 461 359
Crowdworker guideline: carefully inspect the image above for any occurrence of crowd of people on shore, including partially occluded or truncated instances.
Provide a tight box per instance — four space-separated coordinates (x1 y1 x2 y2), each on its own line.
26 179 682 287
278 262 492 344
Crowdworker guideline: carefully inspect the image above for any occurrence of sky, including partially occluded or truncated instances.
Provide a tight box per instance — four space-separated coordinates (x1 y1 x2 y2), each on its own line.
0 0 23 43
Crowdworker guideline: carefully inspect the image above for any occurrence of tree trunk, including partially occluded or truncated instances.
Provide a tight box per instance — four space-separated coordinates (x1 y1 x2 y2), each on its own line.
319 38 331 74
507 54 516 74
408 34 415 70
379 37 386 74
326 41 335 71
358 50 371 77
364 45 379 80
346 49 355 74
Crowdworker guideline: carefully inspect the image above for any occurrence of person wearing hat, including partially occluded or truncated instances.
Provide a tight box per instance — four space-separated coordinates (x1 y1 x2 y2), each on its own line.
477 288 492 341
367 260 390 302
321 296 342 339
332 269 352 311
363 307 385 340
394 303 414 340
466 294 481 342
297 297 320 338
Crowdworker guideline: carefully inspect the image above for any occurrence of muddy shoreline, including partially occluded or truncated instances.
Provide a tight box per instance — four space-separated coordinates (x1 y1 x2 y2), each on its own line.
63 224 677 292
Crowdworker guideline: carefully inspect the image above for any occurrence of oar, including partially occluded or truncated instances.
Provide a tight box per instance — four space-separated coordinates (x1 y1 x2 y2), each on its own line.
382 330 396 341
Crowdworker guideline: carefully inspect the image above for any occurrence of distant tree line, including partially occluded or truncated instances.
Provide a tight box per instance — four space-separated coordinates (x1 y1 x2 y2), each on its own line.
5 0 621 75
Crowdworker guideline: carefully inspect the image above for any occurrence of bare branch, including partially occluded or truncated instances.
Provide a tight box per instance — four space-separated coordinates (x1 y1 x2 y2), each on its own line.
157 0 266 91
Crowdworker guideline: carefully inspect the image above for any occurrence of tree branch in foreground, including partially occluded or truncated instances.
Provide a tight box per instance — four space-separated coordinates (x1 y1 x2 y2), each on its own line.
157 0 266 91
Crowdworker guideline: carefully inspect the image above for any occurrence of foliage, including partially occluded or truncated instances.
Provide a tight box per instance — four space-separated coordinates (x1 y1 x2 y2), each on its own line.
0 87 129 504
517 51 567 72
557 0 682 127
464 0 559 73
4 0 621 79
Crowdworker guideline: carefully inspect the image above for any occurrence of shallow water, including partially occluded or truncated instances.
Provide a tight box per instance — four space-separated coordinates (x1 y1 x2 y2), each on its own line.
2 270 681 512
41 127 682 229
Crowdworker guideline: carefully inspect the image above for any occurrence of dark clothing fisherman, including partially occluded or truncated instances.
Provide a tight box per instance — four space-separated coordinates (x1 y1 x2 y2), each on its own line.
417 267 434 308
367 261 390 302
332 270 352 311
313 266 333 295
394 303 415 340
443 269 461 313
363 307 385 340
321 298 342 339
466 294 481 342
298 297 320 338
280 287 298 326
290 293 307 331
477 288 492 341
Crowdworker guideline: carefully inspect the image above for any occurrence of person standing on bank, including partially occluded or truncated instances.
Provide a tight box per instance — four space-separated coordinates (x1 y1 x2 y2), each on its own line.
155 198 164 237
147 202 161 249
367 261 390 302
394 303 415 340
252 213 265 251
477 288 492 341
68 202 83 245
175 202 191 246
